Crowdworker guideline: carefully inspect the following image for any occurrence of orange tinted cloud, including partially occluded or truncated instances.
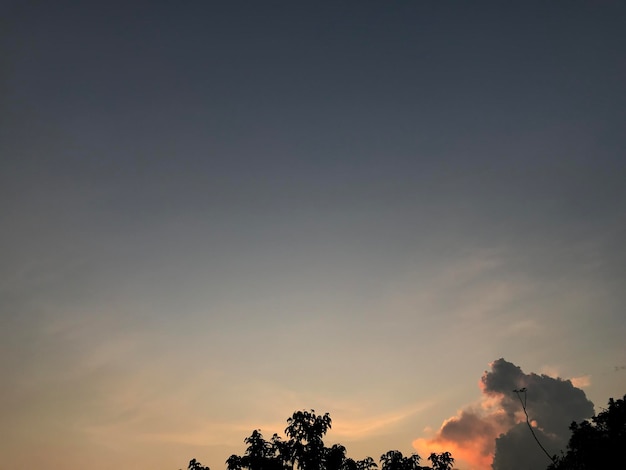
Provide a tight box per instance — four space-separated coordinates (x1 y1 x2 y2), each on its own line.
413 407 509 470
413 359 595 470
570 375 591 388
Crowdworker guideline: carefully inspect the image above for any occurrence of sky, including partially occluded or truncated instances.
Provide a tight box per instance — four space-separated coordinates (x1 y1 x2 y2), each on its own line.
1 1 625 469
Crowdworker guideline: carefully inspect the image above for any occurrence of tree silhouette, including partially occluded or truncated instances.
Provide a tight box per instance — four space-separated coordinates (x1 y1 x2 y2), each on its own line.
427 452 454 470
187 410 453 470
356 456 378 470
379 450 421 470
189 458 211 470
227 430 284 470
285 410 332 470
325 444 348 470
547 394 626 469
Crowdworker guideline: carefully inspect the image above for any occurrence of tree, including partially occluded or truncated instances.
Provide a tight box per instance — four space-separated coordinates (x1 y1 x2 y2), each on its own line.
189 459 211 470
427 452 454 470
227 429 284 470
356 456 378 470
379 451 421 470
186 410 454 470
226 454 243 470
285 410 332 470
325 444 347 470
547 394 626 469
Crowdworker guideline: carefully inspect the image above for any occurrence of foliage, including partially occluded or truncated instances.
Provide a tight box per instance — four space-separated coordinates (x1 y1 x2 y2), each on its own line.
285 410 333 470
225 430 285 470
379 450 421 470
188 410 454 470
427 452 454 470
188 458 211 470
547 394 626 469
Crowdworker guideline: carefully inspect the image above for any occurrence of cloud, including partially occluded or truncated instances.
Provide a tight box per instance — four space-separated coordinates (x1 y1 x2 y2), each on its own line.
413 359 594 470
413 408 507 470
491 423 558 470
570 375 591 388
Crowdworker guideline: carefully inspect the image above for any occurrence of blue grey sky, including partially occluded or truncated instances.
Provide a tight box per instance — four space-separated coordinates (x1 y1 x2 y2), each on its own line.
1 2 625 469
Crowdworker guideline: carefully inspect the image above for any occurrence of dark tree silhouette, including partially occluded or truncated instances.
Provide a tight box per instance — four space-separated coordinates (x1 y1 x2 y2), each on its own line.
189 458 211 470
427 452 454 470
285 410 332 470
547 394 626 469
355 456 377 470
187 410 454 470
379 450 421 470
226 430 284 470
325 444 348 470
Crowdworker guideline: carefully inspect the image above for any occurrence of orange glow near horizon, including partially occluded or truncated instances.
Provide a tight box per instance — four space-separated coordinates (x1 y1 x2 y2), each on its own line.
413 435 494 470
412 385 512 470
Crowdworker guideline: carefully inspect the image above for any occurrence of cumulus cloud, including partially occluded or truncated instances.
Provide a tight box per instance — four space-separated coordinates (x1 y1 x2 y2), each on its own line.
570 375 591 388
413 359 594 470
414 407 507 470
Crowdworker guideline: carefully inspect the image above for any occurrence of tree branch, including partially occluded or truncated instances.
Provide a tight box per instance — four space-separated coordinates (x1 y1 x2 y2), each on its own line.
513 388 556 464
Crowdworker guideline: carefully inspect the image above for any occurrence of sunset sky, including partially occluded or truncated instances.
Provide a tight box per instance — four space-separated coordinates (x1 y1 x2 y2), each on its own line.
1 2 625 470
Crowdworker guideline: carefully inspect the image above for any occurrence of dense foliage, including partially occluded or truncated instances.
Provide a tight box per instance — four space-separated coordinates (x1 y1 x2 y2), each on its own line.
185 410 454 470
547 395 626 469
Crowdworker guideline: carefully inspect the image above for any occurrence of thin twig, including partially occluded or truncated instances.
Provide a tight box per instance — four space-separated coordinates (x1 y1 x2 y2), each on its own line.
513 388 556 464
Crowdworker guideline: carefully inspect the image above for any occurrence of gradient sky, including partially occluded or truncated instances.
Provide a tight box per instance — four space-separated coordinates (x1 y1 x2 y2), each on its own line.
1 2 625 469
